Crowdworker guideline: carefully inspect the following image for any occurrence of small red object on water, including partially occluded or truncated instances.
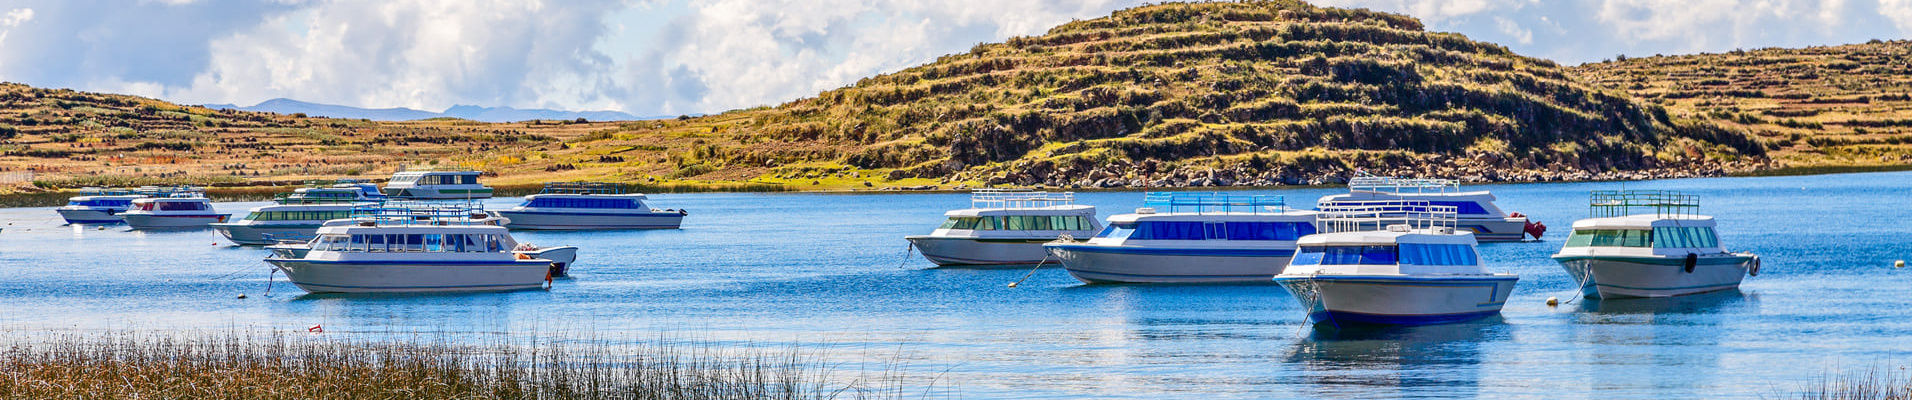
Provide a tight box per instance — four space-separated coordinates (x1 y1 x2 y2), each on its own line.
308 325 323 333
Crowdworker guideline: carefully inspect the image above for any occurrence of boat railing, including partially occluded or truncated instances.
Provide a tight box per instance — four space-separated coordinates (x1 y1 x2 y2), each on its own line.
260 232 317 244
273 192 373 204
1347 176 1461 194
971 189 1075 209
1317 200 1458 233
348 201 494 226
1142 192 1288 214
77 187 141 196
541 182 627 195
1589 190 1699 218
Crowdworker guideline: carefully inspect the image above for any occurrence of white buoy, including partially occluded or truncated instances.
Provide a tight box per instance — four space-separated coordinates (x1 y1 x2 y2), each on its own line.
236 293 247 299
1897 260 1905 268
1546 296 1559 307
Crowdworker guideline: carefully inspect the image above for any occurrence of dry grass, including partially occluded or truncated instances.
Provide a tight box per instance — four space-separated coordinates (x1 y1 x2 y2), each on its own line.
0 330 940 400
1795 366 1912 400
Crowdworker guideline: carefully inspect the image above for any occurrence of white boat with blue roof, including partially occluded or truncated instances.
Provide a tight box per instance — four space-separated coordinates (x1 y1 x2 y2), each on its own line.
1552 190 1760 299
55 187 147 224
1044 192 1319 283
264 202 580 293
491 182 686 230
1316 176 1543 242
1274 201 1519 327
384 169 493 199
905 189 1100 267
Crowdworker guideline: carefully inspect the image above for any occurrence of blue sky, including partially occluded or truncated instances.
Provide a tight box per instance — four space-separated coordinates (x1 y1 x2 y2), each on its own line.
0 0 1906 116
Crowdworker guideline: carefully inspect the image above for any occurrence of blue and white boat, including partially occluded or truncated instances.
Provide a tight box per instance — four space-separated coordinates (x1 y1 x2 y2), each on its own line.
264 203 579 293
384 169 493 199
1316 176 1543 241
120 189 228 229
55 188 145 224
1552 190 1760 299
905 189 1100 267
1044 192 1319 284
1275 201 1519 327
212 203 360 245
491 182 685 230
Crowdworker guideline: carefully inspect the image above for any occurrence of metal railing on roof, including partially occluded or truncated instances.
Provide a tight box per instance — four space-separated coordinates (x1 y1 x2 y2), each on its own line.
1142 192 1288 214
1347 176 1461 194
540 182 627 195
347 201 495 226
274 191 376 205
1317 200 1458 233
970 189 1075 209
1588 190 1699 218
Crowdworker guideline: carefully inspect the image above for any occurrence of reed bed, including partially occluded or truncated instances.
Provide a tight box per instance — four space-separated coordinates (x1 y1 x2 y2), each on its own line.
1793 366 1912 400
0 330 935 400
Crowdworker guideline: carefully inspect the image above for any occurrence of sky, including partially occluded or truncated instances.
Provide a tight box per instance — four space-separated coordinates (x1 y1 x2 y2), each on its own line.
0 0 1906 117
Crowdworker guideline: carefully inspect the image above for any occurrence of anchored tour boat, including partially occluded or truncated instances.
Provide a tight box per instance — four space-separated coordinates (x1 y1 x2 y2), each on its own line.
263 203 580 294
120 189 228 229
1316 176 1544 241
492 182 686 230
1274 201 1519 327
384 169 493 199
1044 192 1319 283
904 189 1100 267
1551 190 1760 299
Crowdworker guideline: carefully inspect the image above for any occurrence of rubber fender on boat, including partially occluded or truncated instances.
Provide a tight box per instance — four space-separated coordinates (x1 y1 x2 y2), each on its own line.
1684 253 1698 273
678 209 688 216
1750 256 1761 277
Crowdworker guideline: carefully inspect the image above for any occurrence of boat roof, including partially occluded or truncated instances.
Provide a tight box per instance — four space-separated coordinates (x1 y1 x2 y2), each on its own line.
316 224 509 235
540 182 628 195
248 203 362 212
1140 192 1293 214
966 189 1080 209
1321 190 1497 202
391 169 482 176
1346 176 1464 193
69 194 145 201
132 197 211 203
525 193 650 200
1297 229 1477 246
946 204 1094 217
1571 214 1716 229
1108 209 1317 223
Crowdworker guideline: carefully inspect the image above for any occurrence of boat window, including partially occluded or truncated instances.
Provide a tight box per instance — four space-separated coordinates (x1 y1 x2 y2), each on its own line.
348 235 368 252
367 234 386 252
460 175 478 185
1222 222 1316 241
425 234 443 252
1428 201 1490 215
486 234 503 252
242 212 262 222
939 218 962 229
1564 229 1652 248
1653 227 1719 248
404 234 425 252
158 201 206 211
1130 221 1207 240
463 235 482 252
1292 245 1399 266
1398 243 1478 266
1094 223 1135 240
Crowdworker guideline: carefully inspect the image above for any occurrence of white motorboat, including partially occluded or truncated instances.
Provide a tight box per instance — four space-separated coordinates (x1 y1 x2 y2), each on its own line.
492 182 686 230
55 188 144 224
279 185 386 204
1552 190 1760 299
263 203 578 293
1274 201 1519 327
121 190 228 229
1317 176 1544 242
211 203 359 245
384 169 493 199
905 189 1099 267
1044 192 1319 283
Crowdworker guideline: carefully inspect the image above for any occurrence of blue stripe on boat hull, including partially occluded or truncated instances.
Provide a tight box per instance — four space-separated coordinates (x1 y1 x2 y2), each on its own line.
1309 310 1502 326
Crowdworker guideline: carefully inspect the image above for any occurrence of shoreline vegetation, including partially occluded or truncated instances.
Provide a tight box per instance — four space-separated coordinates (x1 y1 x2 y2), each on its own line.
0 329 941 400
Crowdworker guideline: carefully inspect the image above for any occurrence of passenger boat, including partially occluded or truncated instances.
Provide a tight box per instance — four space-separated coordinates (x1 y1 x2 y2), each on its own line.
1274 201 1519 327
55 188 145 224
263 203 580 293
211 203 359 245
904 189 1100 267
1044 192 1319 283
491 182 686 230
1316 176 1543 241
1551 190 1761 299
280 185 385 204
383 169 493 199
120 190 228 229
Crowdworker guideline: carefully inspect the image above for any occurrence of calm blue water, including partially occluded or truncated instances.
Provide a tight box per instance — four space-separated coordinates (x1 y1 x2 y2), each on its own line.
2 171 1911 398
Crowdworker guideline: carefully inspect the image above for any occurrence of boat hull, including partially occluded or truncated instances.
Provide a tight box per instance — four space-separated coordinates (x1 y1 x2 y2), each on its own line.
495 210 682 230
264 259 551 293
1459 217 1528 242
122 213 228 229
1045 244 1293 283
56 209 124 224
515 246 579 277
212 223 320 245
1274 274 1518 326
1554 254 1755 299
905 236 1056 266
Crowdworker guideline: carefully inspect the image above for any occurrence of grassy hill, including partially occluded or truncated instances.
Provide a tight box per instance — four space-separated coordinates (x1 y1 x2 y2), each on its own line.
1569 40 1912 171
0 1 1776 192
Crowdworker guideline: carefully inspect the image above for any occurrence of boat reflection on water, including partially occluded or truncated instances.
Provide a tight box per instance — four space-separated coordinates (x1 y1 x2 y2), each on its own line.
1573 289 1755 315
1286 318 1509 398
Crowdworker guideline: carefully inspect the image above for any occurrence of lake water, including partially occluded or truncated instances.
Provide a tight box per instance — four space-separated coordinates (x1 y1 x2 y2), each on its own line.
2 171 1911 398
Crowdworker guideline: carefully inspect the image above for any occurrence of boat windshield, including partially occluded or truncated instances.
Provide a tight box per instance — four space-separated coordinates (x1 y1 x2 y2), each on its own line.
1091 221 1314 240
1291 246 1399 266
1563 229 1652 248
1651 227 1719 249
245 210 353 222
311 233 512 253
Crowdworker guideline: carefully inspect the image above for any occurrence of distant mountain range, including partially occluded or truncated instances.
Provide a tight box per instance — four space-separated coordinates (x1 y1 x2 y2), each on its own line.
202 98 662 123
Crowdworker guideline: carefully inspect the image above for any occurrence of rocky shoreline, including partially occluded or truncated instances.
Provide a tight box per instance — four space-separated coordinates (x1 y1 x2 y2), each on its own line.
920 156 1770 191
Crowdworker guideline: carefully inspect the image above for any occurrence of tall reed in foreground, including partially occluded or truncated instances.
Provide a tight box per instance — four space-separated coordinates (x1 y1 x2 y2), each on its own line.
1794 366 1912 400
0 330 937 400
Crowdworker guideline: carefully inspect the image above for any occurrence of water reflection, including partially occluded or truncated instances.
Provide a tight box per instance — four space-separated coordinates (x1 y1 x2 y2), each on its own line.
1573 289 1755 315
1566 290 1750 397
1286 318 1507 398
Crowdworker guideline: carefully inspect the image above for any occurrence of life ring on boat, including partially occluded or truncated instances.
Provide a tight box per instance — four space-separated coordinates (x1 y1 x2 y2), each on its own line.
1684 253 1698 273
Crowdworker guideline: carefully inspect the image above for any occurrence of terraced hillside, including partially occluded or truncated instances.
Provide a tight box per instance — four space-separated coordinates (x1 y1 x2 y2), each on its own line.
1570 40 1912 170
524 0 1764 188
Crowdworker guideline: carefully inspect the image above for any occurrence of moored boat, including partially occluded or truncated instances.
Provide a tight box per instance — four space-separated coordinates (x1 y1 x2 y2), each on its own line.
384 169 493 199
1551 190 1760 299
1316 176 1544 241
1274 201 1518 327
121 189 228 229
263 203 576 293
904 189 1099 267
55 188 144 224
211 203 359 245
492 182 685 230
1044 192 1318 283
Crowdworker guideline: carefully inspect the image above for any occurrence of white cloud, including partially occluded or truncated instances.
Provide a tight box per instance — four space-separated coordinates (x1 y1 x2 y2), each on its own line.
2 8 32 27
1494 16 1532 44
1881 0 1912 33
